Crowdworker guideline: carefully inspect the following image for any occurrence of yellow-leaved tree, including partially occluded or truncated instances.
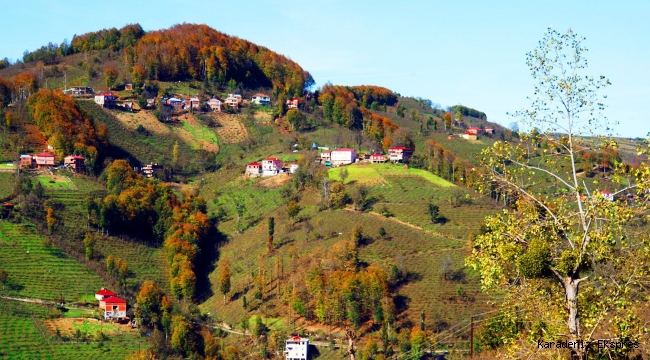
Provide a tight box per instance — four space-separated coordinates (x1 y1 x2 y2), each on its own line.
467 28 650 359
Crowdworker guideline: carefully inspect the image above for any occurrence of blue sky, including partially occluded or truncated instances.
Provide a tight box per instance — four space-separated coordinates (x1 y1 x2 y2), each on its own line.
1 0 648 137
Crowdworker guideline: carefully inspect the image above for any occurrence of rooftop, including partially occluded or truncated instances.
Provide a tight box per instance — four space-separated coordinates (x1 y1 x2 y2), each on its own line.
95 288 116 296
102 296 126 303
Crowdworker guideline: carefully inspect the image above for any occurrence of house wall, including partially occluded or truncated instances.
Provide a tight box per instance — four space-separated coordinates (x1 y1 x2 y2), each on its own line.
285 340 309 360
331 151 356 165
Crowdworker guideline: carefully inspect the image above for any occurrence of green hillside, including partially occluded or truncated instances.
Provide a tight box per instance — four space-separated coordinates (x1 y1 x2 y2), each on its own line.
0 22 530 360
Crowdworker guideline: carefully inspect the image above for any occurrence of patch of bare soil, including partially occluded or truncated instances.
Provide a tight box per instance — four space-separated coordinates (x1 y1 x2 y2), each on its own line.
211 113 249 143
111 110 172 135
256 174 291 188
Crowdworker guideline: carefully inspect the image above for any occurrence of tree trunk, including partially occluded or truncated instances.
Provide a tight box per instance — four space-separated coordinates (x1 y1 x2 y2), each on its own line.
345 328 356 360
564 277 584 360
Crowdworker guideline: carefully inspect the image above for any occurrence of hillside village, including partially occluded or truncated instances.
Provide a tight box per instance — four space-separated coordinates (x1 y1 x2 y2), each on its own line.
0 22 646 360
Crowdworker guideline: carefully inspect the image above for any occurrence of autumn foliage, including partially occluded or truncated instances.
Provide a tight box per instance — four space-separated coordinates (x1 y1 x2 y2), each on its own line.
27 89 107 170
131 23 313 96
319 84 399 144
89 160 210 301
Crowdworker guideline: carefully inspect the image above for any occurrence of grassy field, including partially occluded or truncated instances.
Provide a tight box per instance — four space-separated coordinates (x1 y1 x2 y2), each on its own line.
176 114 220 152
0 298 145 359
36 175 75 190
0 172 15 198
328 162 455 187
199 161 499 332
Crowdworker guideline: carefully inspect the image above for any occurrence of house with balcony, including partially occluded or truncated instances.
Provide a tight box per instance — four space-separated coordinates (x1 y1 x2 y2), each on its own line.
388 146 413 163
262 158 283 176
246 162 263 177
284 336 309 360
252 93 271 106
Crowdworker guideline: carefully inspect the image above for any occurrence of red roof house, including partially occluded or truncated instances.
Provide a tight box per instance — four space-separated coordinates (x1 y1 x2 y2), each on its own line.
95 288 116 301
99 296 127 320
370 153 386 163
34 152 55 168
286 98 299 109
246 162 262 177
262 158 283 176
466 127 481 135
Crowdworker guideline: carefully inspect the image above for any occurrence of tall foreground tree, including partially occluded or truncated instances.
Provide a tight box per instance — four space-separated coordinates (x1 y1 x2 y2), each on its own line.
467 28 650 359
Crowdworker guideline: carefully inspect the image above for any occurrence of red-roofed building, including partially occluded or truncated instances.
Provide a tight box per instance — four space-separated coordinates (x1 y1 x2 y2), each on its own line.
262 158 282 176
64 155 85 173
461 132 478 140
370 153 386 163
601 190 614 202
388 146 413 163
34 152 55 168
95 288 116 301
20 154 33 168
286 98 299 109
466 127 481 135
246 162 263 177
99 296 127 320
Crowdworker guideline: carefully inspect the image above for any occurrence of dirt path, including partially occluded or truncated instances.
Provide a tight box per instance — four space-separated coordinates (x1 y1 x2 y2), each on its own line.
366 211 463 243
0 295 91 311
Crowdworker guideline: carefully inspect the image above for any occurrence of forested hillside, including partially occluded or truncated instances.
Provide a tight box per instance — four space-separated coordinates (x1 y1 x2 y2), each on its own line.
3 22 640 360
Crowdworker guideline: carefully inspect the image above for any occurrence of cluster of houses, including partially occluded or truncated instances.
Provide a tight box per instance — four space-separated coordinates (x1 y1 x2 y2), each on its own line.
318 146 413 166
19 152 86 173
245 145 414 177
449 126 495 141
245 158 299 177
94 288 127 321
160 93 298 113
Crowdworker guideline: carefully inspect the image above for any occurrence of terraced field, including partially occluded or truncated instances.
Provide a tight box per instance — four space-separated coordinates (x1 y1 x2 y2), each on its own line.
0 221 105 301
0 298 144 359
43 176 170 293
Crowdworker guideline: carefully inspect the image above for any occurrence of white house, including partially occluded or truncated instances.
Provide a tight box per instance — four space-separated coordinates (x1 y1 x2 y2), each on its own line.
225 94 242 108
262 158 283 176
320 151 331 162
289 163 299 174
94 93 116 107
208 98 222 112
246 162 262 177
330 148 357 166
251 93 271 106
284 336 309 360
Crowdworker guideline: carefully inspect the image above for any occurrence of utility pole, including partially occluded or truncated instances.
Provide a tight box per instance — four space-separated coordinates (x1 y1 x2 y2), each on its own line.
470 315 474 359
